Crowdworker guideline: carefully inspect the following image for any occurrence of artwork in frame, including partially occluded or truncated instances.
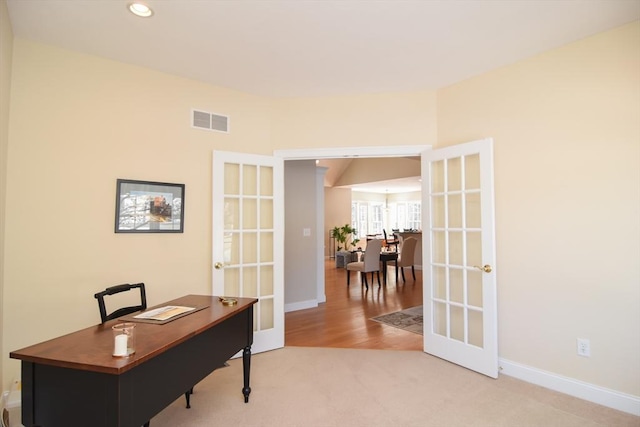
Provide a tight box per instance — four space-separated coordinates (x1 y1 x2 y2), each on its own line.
115 179 185 233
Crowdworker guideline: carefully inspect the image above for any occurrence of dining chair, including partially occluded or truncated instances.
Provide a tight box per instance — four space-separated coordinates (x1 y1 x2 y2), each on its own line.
394 237 417 281
346 238 382 289
383 229 400 251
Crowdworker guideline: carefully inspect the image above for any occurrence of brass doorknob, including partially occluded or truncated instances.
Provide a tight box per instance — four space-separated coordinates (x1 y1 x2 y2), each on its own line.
214 262 224 270
474 264 492 273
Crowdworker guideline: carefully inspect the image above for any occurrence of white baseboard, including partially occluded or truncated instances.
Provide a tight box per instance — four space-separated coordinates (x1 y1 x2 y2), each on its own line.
499 358 640 416
284 299 318 313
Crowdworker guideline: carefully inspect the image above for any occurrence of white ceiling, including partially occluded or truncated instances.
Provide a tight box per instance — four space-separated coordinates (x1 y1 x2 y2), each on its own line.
6 0 639 99
347 176 422 194
318 158 421 193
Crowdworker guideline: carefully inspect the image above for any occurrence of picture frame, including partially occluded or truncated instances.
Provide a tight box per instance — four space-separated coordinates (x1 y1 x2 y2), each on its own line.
115 179 185 233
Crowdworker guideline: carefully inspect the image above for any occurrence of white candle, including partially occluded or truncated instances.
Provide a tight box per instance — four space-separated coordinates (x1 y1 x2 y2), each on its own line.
114 334 128 356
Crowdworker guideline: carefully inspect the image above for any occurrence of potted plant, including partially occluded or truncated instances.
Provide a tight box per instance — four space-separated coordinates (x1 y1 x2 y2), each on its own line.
331 224 361 267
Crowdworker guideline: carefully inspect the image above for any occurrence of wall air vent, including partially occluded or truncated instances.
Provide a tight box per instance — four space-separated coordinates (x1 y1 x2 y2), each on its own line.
191 109 229 133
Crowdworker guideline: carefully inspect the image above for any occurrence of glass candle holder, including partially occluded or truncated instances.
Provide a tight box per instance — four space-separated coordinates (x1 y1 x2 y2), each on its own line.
112 322 136 357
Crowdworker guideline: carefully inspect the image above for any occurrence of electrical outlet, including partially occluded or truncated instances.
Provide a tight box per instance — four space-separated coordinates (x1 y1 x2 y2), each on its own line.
577 338 591 357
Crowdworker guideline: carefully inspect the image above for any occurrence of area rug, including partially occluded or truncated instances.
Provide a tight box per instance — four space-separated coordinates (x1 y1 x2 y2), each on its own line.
370 305 423 335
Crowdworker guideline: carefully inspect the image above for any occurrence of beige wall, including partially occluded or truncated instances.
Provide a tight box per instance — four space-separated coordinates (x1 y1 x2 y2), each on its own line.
1 16 638 404
335 157 421 187
351 191 386 203
1 39 440 388
388 191 421 203
272 89 437 149
324 188 352 256
437 22 640 395
3 39 275 383
0 0 14 389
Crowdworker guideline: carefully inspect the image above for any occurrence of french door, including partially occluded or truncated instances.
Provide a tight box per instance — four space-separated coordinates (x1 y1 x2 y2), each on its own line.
422 138 498 378
212 151 284 354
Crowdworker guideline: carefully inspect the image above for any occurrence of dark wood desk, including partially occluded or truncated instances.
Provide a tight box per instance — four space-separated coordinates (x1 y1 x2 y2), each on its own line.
10 294 257 427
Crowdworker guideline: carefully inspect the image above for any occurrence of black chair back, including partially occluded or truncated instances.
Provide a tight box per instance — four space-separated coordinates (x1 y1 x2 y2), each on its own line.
94 283 147 323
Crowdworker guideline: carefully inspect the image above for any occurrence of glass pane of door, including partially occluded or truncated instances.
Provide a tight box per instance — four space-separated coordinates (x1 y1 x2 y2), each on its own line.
428 154 485 348
224 163 274 335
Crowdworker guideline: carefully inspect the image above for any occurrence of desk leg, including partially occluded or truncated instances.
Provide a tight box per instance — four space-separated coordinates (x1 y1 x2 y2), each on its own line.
242 346 252 403
21 362 34 427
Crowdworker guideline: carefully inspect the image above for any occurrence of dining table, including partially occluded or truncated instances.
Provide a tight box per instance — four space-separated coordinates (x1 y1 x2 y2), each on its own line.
379 250 398 285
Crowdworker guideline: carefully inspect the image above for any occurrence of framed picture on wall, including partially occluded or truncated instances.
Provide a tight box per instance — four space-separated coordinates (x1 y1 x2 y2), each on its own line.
115 179 185 233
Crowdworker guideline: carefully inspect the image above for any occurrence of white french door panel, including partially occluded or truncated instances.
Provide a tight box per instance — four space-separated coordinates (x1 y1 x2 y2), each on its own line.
212 151 284 354
421 138 498 378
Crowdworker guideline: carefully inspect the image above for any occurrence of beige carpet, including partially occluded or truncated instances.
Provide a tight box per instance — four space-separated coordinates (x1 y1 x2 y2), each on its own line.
151 347 638 427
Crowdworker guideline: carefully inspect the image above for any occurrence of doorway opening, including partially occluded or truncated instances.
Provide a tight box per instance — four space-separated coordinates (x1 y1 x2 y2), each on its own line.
276 145 430 350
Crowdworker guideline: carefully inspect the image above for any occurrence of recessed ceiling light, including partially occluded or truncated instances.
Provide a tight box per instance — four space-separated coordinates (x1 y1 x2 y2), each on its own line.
128 2 153 18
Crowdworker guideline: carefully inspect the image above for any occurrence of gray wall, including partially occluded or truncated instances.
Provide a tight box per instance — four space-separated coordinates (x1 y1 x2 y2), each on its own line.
284 160 319 307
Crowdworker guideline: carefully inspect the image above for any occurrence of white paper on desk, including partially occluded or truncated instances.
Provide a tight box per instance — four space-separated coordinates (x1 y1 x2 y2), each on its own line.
133 305 196 321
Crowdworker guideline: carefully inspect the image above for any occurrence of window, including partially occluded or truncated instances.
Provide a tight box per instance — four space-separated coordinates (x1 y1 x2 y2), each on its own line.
352 203 368 240
388 201 421 231
407 202 421 230
370 203 384 235
351 201 383 238
351 199 419 237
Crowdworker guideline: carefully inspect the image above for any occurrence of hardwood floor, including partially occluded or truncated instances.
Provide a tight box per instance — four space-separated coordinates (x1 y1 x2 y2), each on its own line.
285 259 423 351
